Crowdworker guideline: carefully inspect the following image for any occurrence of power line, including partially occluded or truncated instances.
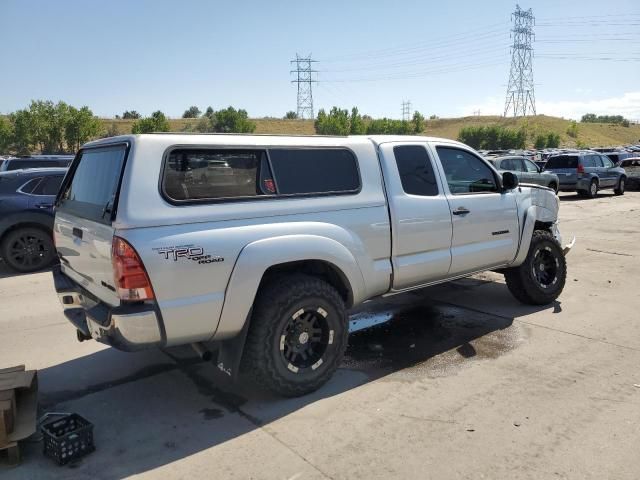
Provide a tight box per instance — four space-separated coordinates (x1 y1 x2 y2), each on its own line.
320 23 510 63
290 54 318 120
504 4 536 117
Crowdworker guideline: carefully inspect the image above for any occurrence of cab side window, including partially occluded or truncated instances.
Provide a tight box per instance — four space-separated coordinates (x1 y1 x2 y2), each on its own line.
524 159 539 173
436 147 498 194
600 156 614 168
393 145 439 196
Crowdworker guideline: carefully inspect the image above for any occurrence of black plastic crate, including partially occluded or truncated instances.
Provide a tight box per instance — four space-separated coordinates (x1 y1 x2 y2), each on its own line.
41 413 95 465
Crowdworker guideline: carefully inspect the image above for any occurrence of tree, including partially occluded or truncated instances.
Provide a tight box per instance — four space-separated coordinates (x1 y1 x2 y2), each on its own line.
315 107 350 135
284 111 298 120
534 133 547 150
65 106 102 151
191 107 256 133
0 117 14 153
349 107 365 134
546 132 560 148
204 106 214 118
457 126 525 149
10 109 34 154
411 111 425 134
566 121 579 138
131 111 171 134
182 106 201 118
122 110 141 119
213 107 256 133
104 122 120 138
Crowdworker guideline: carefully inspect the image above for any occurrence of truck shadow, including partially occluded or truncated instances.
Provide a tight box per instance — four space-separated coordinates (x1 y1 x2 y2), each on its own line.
0 263 53 280
17 286 551 478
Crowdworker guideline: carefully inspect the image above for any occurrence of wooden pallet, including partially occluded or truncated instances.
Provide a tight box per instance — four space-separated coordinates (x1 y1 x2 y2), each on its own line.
0 441 20 466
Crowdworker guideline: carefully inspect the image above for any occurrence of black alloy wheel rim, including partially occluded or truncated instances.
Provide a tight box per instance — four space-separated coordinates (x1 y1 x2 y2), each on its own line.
531 246 559 289
280 307 331 373
8 233 49 268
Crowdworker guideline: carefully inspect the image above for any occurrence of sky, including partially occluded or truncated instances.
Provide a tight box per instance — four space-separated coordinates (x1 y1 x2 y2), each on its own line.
1 0 639 120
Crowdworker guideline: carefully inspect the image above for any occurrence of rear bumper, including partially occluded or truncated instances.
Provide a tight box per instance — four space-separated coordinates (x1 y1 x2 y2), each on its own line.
53 266 165 351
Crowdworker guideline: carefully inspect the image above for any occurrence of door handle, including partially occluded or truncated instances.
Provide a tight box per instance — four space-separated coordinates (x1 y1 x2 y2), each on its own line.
35 203 53 209
452 207 470 216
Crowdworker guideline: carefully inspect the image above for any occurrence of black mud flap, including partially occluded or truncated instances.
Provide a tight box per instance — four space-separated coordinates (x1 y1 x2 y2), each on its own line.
215 310 252 381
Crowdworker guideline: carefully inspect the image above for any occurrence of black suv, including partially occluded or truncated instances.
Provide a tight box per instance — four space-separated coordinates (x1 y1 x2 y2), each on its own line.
0 168 67 272
0 155 74 172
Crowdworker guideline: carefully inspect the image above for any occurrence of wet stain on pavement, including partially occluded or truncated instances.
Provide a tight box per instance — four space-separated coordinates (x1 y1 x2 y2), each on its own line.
199 407 224 420
343 292 525 380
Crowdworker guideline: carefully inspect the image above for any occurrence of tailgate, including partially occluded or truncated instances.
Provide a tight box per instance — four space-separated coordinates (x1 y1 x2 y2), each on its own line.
547 168 577 184
53 144 128 307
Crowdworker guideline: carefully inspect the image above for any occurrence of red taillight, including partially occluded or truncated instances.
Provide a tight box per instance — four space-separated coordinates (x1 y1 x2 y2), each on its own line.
577 163 585 174
111 236 155 301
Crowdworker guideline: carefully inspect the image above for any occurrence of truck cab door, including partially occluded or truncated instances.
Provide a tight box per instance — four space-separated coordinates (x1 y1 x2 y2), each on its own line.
378 143 453 290
431 144 519 275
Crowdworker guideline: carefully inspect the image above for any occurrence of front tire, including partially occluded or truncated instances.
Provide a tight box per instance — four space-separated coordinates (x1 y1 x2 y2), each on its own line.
242 274 348 397
614 177 625 196
1 227 56 273
504 230 567 305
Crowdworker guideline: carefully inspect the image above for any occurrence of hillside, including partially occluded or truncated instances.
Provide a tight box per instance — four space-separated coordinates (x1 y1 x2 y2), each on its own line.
98 115 640 148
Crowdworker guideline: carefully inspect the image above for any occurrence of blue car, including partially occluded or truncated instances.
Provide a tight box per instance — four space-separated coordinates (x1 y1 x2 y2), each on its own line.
0 168 67 272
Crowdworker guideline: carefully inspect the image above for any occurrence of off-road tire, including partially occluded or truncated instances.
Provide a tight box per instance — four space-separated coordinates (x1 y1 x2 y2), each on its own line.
614 176 625 196
242 274 348 397
586 179 598 199
1 227 56 273
504 230 567 305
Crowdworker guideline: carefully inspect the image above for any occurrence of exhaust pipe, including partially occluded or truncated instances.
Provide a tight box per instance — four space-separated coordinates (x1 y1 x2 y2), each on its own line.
191 342 213 361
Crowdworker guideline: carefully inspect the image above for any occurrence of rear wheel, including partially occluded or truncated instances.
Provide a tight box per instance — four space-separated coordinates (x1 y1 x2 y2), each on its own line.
1 227 56 273
614 177 625 196
504 230 567 305
586 179 598 199
242 274 348 397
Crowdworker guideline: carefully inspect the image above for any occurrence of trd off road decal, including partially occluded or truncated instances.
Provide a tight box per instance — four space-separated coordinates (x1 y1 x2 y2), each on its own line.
153 245 224 265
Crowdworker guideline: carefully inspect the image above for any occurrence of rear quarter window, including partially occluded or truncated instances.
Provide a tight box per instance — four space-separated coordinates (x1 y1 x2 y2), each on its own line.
545 156 578 169
162 147 360 202
163 149 274 201
268 148 360 195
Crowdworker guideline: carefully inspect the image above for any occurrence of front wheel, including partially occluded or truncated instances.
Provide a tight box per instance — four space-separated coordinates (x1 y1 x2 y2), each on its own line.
242 274 348 397
504 230 567 305
614 177 625 196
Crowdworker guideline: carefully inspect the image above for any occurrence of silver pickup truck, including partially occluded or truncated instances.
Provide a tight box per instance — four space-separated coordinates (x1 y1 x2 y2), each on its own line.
52 134 573 396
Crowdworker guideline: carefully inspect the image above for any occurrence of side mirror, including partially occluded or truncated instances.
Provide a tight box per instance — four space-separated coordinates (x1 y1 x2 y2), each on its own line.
502 171 519 190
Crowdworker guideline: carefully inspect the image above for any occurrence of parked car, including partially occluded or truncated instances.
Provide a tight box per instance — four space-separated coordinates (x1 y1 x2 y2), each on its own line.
52 134 572 396
0 168 67 272
618 157 640 190
0 155 74 172
601 151 633 166
544 152 627 198
488 156 559 192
